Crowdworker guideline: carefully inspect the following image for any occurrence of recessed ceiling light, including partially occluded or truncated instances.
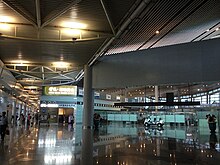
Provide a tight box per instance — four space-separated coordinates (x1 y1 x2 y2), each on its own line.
216 27 219 31
156 30 160 34
206 29 210 32
18 52 22 59
60 55 64 61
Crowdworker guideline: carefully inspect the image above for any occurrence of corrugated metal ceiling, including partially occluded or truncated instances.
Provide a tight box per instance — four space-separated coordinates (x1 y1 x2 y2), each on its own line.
106 0 220 54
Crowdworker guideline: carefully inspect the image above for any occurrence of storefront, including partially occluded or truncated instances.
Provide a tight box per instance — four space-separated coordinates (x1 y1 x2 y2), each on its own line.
40 85 78 125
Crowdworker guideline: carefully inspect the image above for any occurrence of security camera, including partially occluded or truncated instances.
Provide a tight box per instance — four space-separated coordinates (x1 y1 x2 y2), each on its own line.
72 37 77 41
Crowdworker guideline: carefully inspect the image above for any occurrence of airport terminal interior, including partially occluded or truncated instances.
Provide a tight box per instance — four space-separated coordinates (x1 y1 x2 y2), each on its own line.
0 0 220 164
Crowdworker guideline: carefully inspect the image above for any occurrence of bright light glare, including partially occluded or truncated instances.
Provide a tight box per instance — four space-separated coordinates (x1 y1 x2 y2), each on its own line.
40 104 59 108
14 85 22 89
0 23 11 30
0 16 14 23
61 21 87 29
11 60 30 65
52 61 70 68
62 29 81 35
44 155 72 164
24 86 39 89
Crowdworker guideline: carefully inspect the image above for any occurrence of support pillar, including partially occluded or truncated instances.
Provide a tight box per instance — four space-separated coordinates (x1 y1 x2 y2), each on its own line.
12 100 17 125
82 65 94 129
155 86 159 112
177 89 181 109
206 92 209 104
81 129 93 165
7 104 12 124
177 89 181 102
23 103 27 126
81 66 94 165
23 103 27 116
18 103 22 117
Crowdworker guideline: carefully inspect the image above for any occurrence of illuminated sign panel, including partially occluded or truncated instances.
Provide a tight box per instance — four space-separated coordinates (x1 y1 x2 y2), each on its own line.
43 86 77 96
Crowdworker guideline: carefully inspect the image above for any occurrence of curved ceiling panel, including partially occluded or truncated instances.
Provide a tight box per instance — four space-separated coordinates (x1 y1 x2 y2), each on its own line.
0 38 107 66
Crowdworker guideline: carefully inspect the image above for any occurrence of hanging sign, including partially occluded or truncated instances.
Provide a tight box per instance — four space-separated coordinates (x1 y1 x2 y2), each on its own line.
43 86 77 96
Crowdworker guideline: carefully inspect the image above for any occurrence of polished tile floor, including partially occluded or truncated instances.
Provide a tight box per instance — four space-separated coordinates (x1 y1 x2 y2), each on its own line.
0 123 219 165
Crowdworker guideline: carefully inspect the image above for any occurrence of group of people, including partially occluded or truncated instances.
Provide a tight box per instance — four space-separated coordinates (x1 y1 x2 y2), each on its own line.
11 113 29 127
0 112 40 142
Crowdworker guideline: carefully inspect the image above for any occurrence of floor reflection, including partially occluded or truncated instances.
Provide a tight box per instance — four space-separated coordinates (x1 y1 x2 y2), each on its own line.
209 133 218 150
0 123 219 165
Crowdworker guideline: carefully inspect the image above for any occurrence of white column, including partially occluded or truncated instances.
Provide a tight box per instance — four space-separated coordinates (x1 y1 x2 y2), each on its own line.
12 100 17 125
12 100 17 116
177 89 181 109
23 103 28 126
155 85 159 112
1 97 7 117
23 103 26 116
18 103 22 116
82 65 94 129
206 92 209 104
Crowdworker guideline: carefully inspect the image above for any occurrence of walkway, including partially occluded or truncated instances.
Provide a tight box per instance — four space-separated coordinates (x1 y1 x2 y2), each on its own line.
0 123 219 165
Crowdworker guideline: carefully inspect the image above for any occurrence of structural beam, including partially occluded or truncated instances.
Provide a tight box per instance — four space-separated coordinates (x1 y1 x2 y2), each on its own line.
114 101 200 107
41 0 82 28
35 0 41 28
2 0 37 27
88 0 153 66
100 0 115 35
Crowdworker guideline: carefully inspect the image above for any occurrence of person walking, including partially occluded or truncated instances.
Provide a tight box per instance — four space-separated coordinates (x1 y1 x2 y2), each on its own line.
0 112 8 142
47 113 50 126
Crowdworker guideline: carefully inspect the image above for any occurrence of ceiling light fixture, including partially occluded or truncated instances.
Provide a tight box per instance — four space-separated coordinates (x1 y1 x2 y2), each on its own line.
72 37 77 41
156 30 160 34
0 16 14 23
0 23 11 30
61 22 87 29
62 29 81 35
11 60 30 65
24 86 39 89
52 61 70 68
